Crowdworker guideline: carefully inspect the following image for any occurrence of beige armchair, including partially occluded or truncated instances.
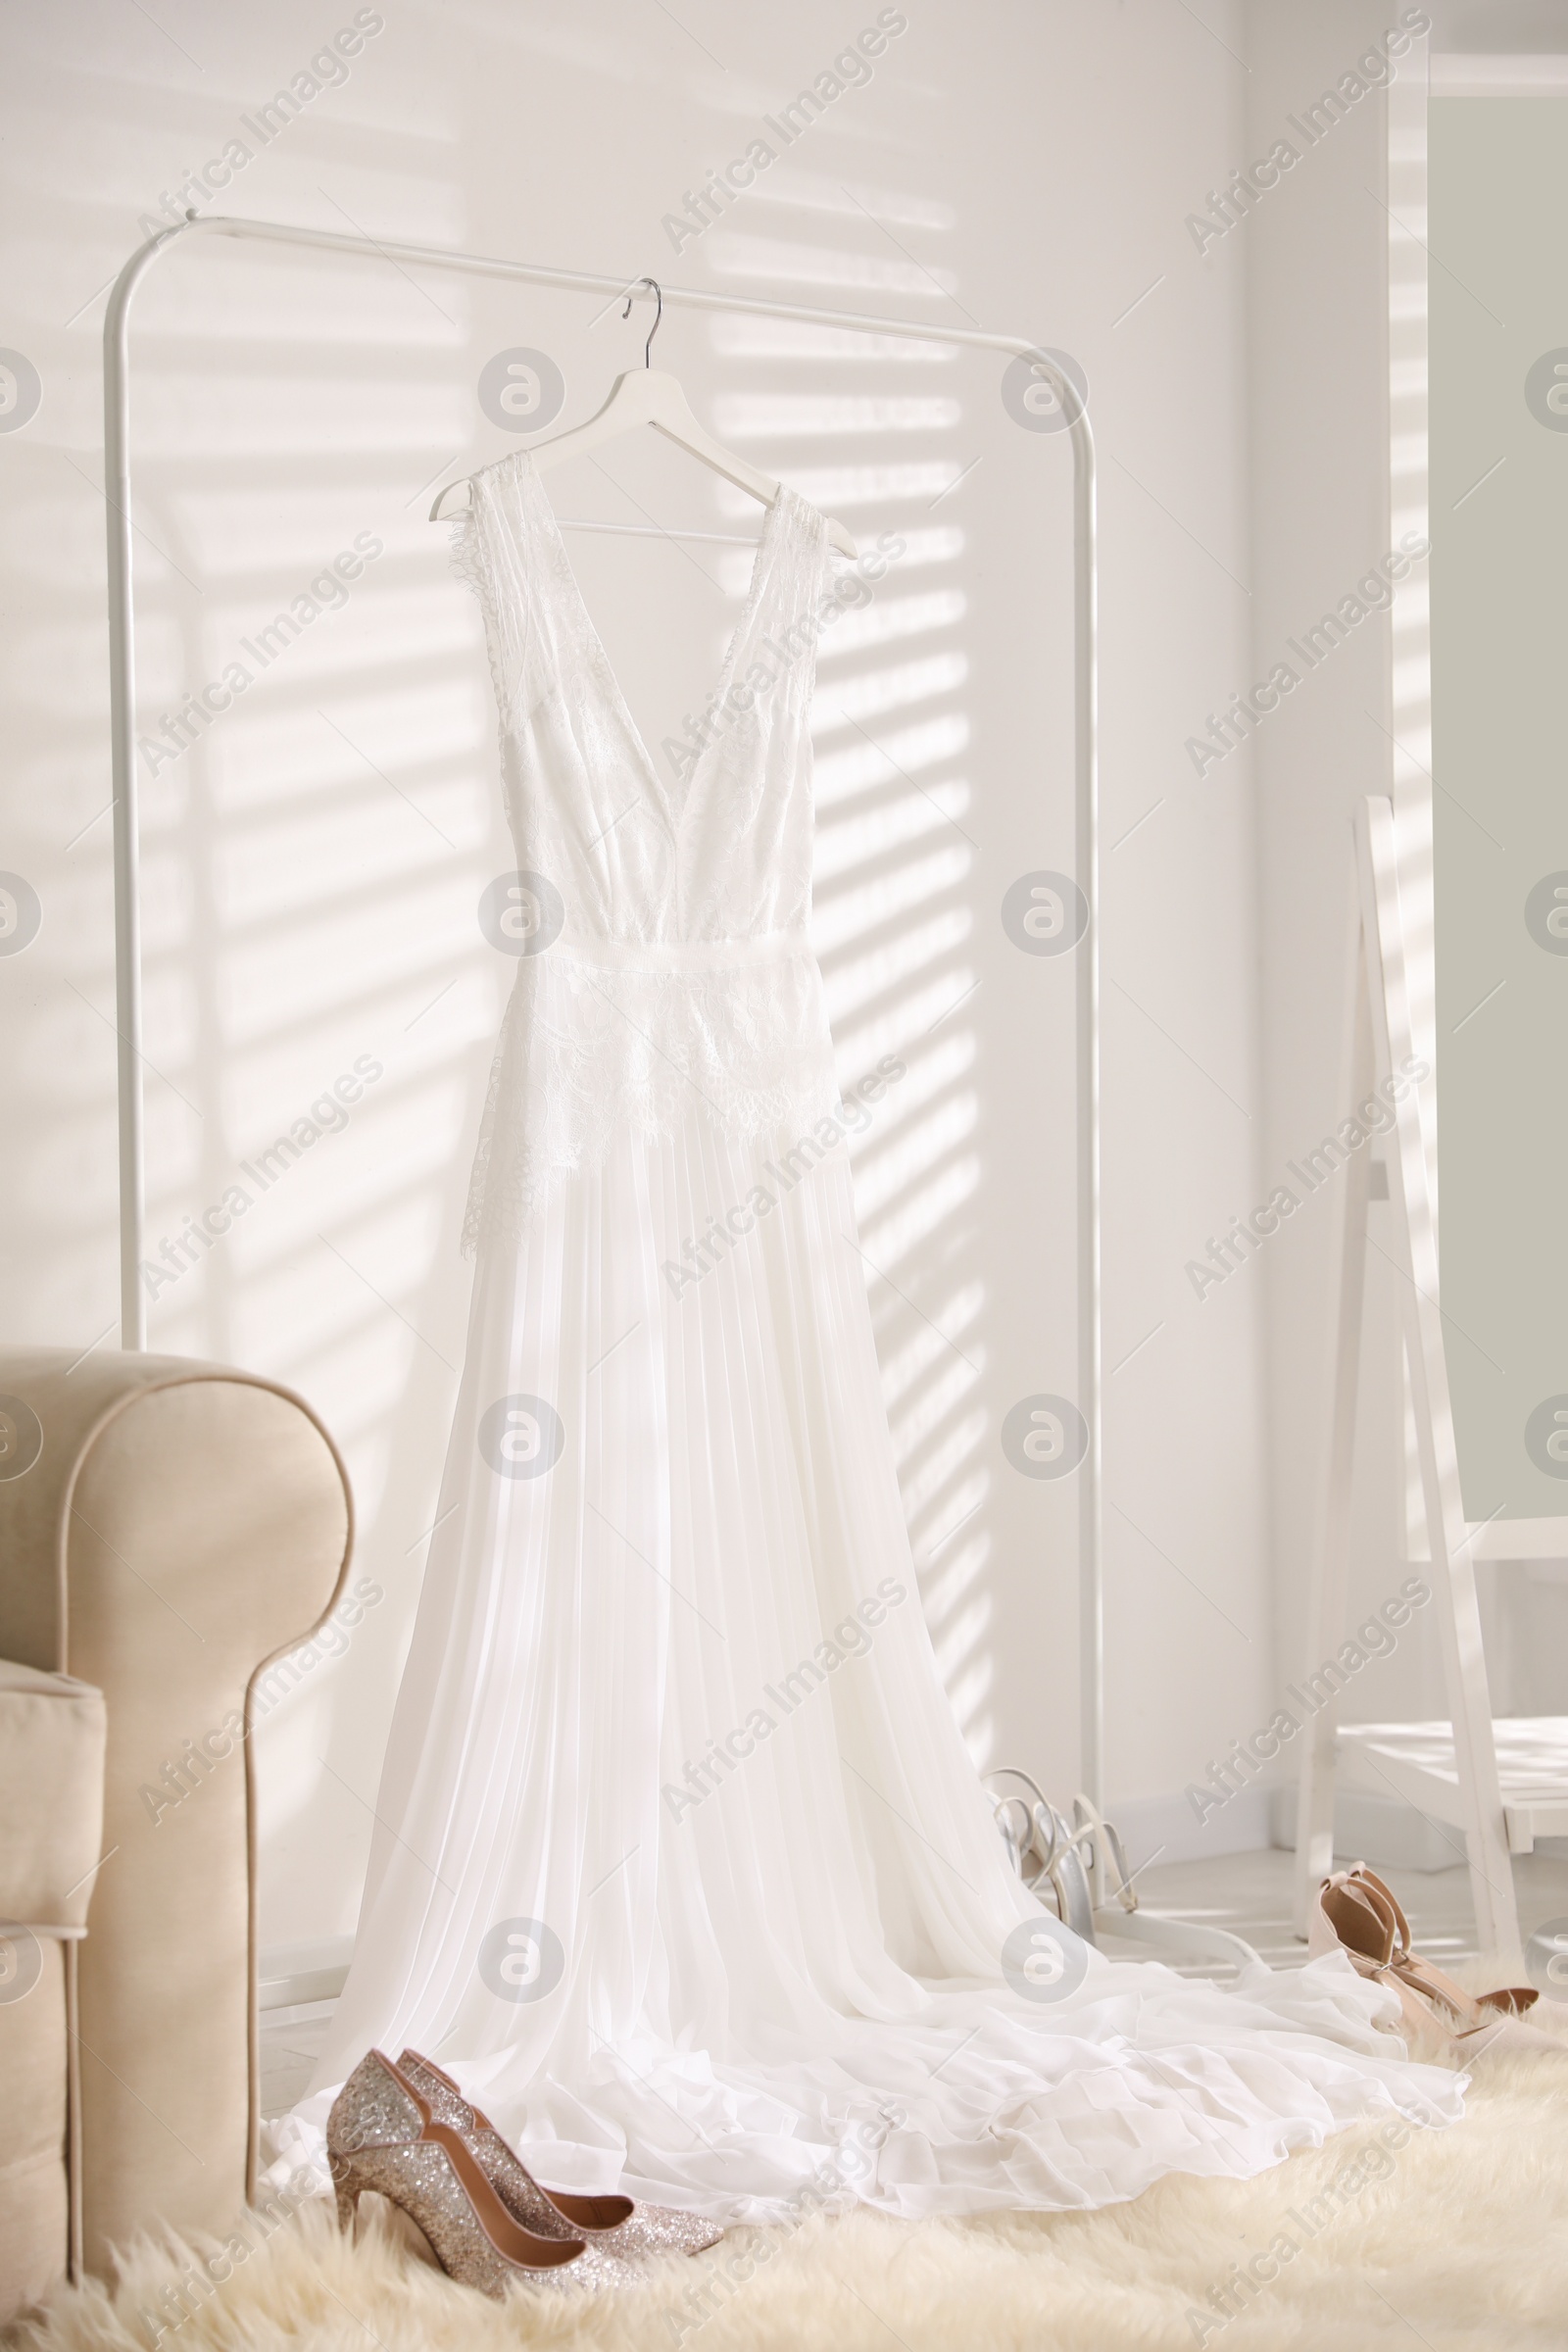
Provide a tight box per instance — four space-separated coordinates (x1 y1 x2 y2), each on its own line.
0 1348 352 2295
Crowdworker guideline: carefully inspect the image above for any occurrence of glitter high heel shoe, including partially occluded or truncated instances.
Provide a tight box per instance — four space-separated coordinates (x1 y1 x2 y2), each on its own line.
327 2050 642 2298
398 2047 724 2258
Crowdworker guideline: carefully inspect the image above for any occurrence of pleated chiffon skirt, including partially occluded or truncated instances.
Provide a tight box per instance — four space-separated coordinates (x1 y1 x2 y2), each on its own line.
297 1112 1465 2221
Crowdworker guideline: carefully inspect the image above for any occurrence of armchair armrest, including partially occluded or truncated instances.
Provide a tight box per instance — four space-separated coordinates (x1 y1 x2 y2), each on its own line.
0 1349 352 2277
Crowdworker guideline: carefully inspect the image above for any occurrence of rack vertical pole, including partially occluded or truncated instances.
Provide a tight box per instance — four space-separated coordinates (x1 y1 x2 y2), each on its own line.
1071 400 1102 1811
103 220 192 1350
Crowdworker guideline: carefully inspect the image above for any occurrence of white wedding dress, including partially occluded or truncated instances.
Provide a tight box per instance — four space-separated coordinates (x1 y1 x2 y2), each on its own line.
289 451 1462 2219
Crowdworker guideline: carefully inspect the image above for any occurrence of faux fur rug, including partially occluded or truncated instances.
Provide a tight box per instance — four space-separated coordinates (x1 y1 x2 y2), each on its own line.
13 2044 1568 2352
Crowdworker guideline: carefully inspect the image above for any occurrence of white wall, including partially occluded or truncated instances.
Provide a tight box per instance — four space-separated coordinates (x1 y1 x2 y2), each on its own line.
0 0 1276 1955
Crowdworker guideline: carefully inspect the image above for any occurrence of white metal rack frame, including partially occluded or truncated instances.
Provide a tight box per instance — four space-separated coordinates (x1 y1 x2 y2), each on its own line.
100 212 1103 1796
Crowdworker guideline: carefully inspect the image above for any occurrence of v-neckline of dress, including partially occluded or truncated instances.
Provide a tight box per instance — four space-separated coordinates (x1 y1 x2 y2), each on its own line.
506 447 797 835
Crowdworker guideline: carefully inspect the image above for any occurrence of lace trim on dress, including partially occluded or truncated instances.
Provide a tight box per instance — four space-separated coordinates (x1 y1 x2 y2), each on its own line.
448 452 837 1254
448 495 528 741
461 949 840 1255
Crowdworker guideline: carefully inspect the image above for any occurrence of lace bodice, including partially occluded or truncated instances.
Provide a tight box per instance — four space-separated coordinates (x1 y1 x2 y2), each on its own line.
453 452 842 1250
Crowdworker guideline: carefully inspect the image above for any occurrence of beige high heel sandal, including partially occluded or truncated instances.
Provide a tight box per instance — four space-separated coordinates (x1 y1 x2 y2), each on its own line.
326 2050 642 2298
1308 1864 1555 2057
398 2048 723 2258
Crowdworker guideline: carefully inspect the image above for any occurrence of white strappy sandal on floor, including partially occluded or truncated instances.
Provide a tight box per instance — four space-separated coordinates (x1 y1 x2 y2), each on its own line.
985 1768 1098 1938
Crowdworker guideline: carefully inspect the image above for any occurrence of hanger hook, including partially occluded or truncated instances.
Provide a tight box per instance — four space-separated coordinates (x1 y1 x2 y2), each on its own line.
621 276 662 368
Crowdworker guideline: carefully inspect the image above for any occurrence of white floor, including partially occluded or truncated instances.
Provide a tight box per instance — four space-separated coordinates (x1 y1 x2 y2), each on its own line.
261 1843 1568 2122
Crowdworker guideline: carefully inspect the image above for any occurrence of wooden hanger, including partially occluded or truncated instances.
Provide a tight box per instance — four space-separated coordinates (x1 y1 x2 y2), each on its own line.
431 278 858 558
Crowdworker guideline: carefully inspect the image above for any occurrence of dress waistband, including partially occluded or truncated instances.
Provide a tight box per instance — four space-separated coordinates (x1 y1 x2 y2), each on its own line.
547 932 811 972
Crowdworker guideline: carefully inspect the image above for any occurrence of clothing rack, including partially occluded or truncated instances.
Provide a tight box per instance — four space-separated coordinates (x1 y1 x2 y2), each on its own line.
100 213 1102 1804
